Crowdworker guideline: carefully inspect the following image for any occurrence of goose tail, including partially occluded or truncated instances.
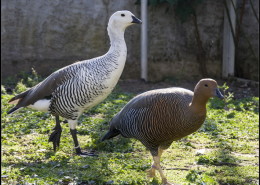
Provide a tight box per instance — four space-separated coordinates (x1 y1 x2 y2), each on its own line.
7 107 22 114
7 90 29 114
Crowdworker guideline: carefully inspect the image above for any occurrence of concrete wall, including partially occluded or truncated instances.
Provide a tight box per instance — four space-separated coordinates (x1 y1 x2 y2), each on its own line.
235 0 259 80
146 1 225 81
1 0 141 79
1 0 259 81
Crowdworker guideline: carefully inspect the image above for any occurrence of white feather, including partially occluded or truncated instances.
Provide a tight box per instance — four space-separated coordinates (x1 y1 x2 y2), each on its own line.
28 99 51 112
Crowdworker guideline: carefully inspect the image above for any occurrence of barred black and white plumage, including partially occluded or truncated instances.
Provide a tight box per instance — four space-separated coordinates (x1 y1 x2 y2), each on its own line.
7 10 142 155
102 79 224 184
48 52 121 120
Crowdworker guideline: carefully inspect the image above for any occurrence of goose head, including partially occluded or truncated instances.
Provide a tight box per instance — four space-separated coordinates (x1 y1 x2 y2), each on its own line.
194 78 224 100
107 10 141 40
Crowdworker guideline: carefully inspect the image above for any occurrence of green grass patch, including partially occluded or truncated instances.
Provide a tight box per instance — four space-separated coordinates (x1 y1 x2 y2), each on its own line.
1 77 259 185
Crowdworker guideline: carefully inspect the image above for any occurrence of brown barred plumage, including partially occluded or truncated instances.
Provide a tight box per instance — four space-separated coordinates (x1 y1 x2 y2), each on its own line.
102 78 224 184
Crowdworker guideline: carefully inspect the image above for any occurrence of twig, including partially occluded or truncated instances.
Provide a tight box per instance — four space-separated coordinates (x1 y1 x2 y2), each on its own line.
229 77 259 86
191 13 208 77
249 0 259 23
236 0 246 45
213 162 240 166
165 167 190 171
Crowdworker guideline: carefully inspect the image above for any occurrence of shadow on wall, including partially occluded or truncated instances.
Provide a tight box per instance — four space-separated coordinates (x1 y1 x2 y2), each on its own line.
1 0 259 81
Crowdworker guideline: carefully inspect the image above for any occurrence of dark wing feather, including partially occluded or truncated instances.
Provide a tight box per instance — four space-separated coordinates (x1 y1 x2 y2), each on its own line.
109 91 153 128
8 68 72 110
8 90 30 103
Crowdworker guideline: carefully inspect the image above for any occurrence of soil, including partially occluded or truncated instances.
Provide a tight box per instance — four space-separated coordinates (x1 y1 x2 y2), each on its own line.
117 78 259 99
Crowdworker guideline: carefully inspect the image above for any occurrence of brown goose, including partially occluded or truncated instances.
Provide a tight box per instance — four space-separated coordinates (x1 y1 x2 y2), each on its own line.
7 10 142 156
102 78 224 184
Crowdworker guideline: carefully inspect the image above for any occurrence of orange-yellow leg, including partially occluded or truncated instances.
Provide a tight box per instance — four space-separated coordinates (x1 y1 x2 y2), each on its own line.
146 167 156 178
146 149 163 178
147 148 174 185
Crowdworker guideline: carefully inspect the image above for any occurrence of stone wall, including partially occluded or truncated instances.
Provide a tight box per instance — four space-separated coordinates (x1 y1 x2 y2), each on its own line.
235 0 259 80
1 0 259 81
146 1 225 81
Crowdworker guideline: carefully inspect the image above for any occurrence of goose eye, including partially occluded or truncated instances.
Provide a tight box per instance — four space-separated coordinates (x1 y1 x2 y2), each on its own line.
204 84 208 87
121 14 125 17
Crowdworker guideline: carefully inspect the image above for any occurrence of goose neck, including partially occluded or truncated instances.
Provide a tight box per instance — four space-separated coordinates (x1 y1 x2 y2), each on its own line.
110 38 126 50
107 26 126 47
190 93 208 115
107 37 127 57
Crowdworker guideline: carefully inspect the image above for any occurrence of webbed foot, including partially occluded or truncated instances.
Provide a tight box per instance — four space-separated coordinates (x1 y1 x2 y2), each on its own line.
48 122 62 152
146 167 156 178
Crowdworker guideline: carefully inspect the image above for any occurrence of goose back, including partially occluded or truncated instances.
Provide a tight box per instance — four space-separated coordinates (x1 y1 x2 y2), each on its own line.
50 51 126 120
7 10 142 156
8 45 126 120
108 87 207 154
102 78 223 184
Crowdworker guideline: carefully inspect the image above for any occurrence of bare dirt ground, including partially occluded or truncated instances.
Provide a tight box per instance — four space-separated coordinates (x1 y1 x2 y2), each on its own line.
117 78 259 99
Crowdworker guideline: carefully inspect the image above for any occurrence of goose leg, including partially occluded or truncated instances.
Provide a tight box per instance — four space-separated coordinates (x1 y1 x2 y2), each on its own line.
146 165 156 178
147 148 163 178
151 149 174 185
48 116 62 152
70 128 86 155
68 120 96 156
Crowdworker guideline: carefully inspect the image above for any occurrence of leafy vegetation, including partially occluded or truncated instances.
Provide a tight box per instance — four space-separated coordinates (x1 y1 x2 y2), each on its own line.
1 73 259 184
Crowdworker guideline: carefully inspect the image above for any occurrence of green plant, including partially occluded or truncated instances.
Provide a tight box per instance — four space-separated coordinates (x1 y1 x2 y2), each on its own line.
219 82 234 103
1 85 7 94
1 77 259 184
186 169 217 185
3 68 43 90
14 80 28 94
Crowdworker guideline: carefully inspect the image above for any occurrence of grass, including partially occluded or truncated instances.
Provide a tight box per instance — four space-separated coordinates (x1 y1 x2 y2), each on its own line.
1 74 259 185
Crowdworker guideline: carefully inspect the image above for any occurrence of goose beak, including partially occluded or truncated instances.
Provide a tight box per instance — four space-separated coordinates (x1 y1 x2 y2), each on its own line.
131 15 142 24
215 88 224 99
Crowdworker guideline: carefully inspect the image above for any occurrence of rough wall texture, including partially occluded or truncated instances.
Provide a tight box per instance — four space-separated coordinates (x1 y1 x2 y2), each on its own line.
235 0 259 80
146 1 225 81
1 0 259 81
1 0 141 79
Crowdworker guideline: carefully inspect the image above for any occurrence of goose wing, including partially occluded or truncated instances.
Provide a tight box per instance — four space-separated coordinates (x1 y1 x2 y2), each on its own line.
8 66 76 112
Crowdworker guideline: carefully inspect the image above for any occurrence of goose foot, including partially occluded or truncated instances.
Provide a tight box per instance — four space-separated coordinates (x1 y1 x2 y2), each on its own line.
76 149 98 157
48 117 62 152
146 167 156 178
162 182 174 185
162 178 180 185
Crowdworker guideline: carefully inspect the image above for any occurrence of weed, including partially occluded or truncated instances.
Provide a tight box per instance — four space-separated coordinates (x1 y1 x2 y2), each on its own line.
1 85 7 94
14 80 28 94
1 76 259 185
186 169 217 185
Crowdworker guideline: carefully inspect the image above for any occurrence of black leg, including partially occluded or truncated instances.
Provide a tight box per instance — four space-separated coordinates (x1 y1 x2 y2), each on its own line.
70 129 85 155
70 129 97 156
48 116 62 152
